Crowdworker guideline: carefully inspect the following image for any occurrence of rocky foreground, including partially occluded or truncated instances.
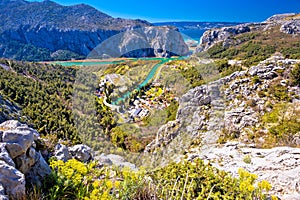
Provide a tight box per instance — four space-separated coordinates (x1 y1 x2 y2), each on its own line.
145 55 300 199
0 120 140 199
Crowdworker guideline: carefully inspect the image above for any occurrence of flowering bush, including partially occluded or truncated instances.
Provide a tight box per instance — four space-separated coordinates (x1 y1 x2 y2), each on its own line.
44 158 274 200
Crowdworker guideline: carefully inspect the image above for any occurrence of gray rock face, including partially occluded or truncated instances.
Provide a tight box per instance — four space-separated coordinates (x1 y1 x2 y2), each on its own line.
54 144 92 163
69 144 92 163
25 152 52 187
280 20 300 35
95 154 137 170
53 143 70 162
196 13 300 53
0 160 25 200
0 120 51 199
0 183 8 200
89 26 189 58
195 24 250 52
0 0 188 60
189 143 300 200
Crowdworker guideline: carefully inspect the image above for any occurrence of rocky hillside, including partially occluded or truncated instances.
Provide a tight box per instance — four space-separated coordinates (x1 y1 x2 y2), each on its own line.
195 13 300 66
0 0 188 61
145 54 300 199
0 95 21 124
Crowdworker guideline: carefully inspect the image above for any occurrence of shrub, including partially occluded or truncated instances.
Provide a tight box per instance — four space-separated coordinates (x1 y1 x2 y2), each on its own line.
243 155 252 164
110 127 128 149
252 75 260 84
41 157 272 200
47 159 148 200
267 83 291 101
246 99 257 107
262 103 300 146
291 63 300 86
151 159 271 199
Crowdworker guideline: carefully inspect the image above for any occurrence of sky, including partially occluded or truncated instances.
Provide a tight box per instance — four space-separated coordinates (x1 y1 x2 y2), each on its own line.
30 0 300 23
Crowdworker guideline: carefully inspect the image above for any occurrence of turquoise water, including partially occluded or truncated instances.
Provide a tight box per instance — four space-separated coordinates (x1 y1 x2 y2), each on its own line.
56 57 185 105
112 59 171 104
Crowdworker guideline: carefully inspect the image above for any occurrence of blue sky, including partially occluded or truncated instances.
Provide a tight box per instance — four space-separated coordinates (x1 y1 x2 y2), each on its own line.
31 0 300 22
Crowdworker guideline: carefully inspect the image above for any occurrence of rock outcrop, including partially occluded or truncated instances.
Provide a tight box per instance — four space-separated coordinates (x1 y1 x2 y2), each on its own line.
196 25 251 52
0 120 51 199
95 154 137 170
89 26 189 58
146 55 300 198
54 143 92 163
196 13 300 53
189 142 300 199
0 95 21 124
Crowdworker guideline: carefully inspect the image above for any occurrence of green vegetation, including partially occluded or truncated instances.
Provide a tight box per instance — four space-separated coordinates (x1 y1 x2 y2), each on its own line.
0 40 84 61
260 103 300 146
215 59 243 77
203 27 300 66
291 63 300 86
180 66 205 88
0 59 81 143
267 83 291 102
151 160 272 200
165 99 179 122
243 155 252 164
33 158 272 200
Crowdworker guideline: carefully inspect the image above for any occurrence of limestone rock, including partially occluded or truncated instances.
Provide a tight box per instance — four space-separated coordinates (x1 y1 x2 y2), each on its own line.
90 26 189 58
95 154 137 170
0 160 25 199
53 143 70 162
195 24 250 52
280 20 300 35
0 120 51 199
196 13 300 53
0 143 15 167
189 144 300 200
0 183 9 200
1 120 39 159
69 144 92 163
25 152 52 186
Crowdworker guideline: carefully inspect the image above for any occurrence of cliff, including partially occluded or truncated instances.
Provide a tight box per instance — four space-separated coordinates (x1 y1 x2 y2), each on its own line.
145 54 300 199
0 0 188 61
195 13 300 55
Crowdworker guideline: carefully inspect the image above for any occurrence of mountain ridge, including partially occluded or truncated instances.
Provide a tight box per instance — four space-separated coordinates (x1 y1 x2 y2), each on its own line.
0 0 190 61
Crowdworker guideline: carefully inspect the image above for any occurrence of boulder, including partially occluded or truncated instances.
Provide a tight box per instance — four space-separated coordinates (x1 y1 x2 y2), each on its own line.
69 144 92 163
25 152 52 186
1 122 39 159
95 153 137 170
0 160 25 199
53 143 70 162
0 120 51 199
0 143 15 167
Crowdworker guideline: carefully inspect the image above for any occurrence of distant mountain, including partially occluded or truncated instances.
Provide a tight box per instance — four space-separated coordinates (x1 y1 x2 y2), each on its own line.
0 0 150 31
154 22 243 31
0 0 188 61
195 13 300 65
154 22 243 41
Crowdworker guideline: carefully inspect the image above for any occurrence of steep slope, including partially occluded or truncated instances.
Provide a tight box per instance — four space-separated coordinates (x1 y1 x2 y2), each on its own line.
145 54 300 199
195 13 300 66
0 0 188 61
